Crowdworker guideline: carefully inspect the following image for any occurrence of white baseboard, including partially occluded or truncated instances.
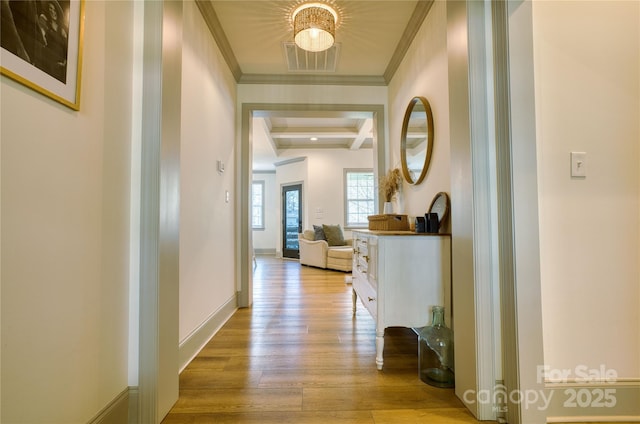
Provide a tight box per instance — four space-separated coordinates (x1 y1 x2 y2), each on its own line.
88 298 236 424
88 297 237 424
87 387 131 424
545 381 640 422
178 294 237 372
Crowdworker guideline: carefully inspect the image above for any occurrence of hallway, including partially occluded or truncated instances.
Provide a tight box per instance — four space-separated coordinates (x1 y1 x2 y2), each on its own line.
162 256 478 423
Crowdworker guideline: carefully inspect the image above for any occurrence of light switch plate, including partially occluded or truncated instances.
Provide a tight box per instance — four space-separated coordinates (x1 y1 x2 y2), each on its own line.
571 152 586 177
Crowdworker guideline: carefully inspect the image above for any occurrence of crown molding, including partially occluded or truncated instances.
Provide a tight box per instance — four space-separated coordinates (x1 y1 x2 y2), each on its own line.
238 73 387 86
383 0 434 84
195 0 242 81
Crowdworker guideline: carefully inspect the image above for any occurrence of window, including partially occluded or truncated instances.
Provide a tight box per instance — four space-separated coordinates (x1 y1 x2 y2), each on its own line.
344 170 374 228
252 181 265 230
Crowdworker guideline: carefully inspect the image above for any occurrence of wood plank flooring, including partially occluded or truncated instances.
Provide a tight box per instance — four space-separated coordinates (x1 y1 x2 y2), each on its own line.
162 256 480 423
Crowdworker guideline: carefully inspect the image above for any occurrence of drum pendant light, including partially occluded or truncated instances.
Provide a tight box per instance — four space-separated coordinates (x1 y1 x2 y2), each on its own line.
292 3 337 52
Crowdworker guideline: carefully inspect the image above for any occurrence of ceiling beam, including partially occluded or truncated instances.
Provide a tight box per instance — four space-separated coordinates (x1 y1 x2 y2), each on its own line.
277 142 359 150
350 119 373 150
270 127 359 139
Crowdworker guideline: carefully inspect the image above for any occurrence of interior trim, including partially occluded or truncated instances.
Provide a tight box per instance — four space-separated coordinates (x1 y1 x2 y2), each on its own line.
446 0 478 417
274 157 307 167
138 2 163 423
194 0 242 81
139 1 182 422
383 0 434 83
128 387 139 424
87 388 130 424
467 0 500 420
178 294 237 372
492 1 521 422
503 1 546 423
239 73 387 86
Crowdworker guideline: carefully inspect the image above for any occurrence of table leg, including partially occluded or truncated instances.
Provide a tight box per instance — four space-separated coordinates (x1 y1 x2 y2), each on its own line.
375 329 384 370
352 288 357 316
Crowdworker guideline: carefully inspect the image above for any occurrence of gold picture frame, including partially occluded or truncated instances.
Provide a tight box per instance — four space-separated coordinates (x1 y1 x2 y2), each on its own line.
1 0 85 110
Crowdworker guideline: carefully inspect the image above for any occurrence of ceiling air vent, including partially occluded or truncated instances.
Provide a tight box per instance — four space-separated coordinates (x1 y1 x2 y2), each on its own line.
283 42 339 72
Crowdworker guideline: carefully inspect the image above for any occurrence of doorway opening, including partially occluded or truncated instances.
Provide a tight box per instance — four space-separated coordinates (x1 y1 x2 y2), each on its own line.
238 103 386 307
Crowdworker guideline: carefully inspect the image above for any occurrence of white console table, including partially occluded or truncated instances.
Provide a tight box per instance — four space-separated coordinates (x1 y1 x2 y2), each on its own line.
351 230 451 370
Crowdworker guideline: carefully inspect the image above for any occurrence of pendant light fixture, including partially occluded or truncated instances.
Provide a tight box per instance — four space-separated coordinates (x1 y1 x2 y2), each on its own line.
292 3 338 52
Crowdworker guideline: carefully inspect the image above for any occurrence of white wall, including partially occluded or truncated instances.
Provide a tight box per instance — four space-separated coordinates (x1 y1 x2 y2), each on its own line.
263 149 374 256
179 1 237 344
0 1 133 422
533 1 640 380
299 148 373 238
252 172 278 252
388 0 450 227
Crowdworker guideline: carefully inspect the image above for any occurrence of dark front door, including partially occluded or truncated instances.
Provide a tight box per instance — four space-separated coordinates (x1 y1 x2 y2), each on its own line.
282 184 302 259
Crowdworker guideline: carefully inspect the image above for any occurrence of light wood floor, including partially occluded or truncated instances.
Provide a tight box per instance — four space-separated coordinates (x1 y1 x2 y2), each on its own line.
162 256 480 423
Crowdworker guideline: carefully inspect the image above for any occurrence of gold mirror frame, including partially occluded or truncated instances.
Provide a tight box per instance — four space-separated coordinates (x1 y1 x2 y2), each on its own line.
400 96 434 185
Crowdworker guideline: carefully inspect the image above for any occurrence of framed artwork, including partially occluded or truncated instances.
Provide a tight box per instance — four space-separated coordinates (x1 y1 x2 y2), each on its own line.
1 0 85 110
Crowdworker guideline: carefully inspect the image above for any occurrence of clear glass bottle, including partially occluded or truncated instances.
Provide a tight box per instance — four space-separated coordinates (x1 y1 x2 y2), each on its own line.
418 305 455 388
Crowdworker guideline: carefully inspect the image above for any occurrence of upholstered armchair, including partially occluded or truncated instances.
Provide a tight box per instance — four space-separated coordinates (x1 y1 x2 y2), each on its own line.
298 226 353 272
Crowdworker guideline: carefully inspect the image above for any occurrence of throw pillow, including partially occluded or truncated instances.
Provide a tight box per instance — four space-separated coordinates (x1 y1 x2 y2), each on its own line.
313 225 326 241
323 224 346 246
303 229 315 241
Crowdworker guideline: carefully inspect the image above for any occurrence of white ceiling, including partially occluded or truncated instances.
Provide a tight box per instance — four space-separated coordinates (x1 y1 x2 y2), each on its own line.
198 0 432 170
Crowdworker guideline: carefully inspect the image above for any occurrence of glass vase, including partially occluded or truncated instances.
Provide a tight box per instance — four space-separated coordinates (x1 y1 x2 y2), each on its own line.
418 305 455 388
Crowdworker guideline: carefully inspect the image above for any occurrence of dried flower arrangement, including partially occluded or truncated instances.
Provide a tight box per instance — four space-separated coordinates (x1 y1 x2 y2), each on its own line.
379 168 402 202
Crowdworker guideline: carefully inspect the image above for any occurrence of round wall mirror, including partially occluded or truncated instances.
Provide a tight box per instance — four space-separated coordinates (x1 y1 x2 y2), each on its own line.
428 191 450 229
400 96 434 185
